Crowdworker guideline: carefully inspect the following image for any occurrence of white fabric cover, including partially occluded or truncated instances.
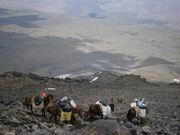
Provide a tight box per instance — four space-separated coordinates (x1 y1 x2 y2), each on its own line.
131 102 137 108
95 101 112 118
61 96 68 102
70 100 77 108
139 109 146 118
32 101 44 109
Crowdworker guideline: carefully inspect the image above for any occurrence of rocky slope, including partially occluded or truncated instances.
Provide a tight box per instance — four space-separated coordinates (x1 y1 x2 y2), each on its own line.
0 71 180 135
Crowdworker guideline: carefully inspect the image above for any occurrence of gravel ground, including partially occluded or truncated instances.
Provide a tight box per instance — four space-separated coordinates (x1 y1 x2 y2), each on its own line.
0 71 180 135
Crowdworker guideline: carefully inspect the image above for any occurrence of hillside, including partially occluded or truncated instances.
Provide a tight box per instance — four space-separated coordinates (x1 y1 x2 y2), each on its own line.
0 71 180 134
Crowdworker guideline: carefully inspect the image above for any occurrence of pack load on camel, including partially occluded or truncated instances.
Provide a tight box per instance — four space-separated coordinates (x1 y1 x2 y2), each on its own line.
127 98 148 124
85 99 114 121
56 96 77 122
25 89 54 116
46 97 85 126
95 100 112 118
33 91 47 107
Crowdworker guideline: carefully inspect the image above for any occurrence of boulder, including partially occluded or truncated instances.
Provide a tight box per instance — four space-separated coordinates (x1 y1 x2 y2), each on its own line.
75 119 129 135
32 124 39 131
63 124 75 132
141 126 155 135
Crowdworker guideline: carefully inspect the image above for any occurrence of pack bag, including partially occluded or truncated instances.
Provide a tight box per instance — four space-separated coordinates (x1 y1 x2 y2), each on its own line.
57 100 72 112
57 96 70 106
132 98 147 109
130 102 137 108
57 96 76 111
70 100 77 108
60 111 72 122
139 108 146 118
61 103 72 112
57 98 69 109
99 99 108 106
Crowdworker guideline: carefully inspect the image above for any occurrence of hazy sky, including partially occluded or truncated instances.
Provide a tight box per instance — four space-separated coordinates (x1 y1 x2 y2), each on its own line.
0 0 180 25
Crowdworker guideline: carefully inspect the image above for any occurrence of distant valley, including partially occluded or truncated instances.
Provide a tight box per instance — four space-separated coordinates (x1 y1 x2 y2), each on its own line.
0 0 179 82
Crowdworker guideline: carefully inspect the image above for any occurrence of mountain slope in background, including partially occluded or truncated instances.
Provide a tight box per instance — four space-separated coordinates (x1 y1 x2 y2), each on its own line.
0 0 179 82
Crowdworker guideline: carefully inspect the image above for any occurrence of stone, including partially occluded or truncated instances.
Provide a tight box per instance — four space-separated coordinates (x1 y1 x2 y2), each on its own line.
11 117 20 124
172 112 178 119
125 122 134 129
4 131 16 135
32 124 39 131
119 125 130 135
130 129 138 135
119 120 124 125
75 119 129 135
141 126 151 134
31 129 52 135
157 128 173 135
24 125 31 131
54 129 64 135
15 127 28 135
63 124 75 132
73 113 87 128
